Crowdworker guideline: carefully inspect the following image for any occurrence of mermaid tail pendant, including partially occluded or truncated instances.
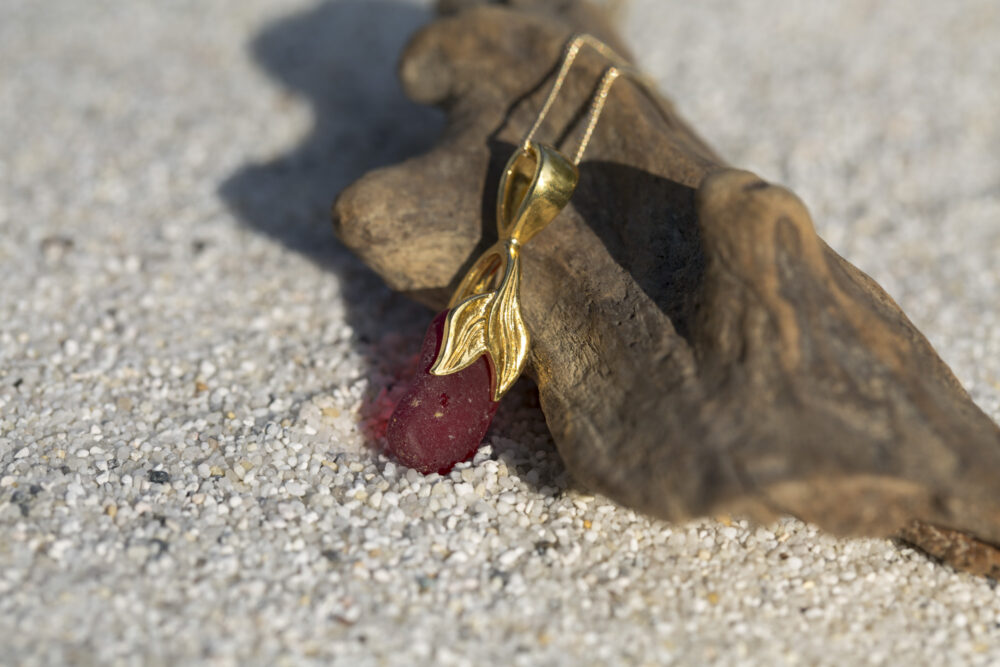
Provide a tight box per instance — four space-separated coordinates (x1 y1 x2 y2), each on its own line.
434 142 579 399
386 143 578 473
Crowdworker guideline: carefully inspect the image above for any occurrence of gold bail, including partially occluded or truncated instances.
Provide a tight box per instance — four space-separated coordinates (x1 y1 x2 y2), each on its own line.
497 142 579 245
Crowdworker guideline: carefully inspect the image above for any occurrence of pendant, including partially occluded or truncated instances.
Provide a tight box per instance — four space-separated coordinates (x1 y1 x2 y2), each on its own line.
386 142 578 473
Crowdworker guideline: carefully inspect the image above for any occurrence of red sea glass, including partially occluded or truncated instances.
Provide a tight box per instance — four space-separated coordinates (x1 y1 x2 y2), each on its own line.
386 310 499 474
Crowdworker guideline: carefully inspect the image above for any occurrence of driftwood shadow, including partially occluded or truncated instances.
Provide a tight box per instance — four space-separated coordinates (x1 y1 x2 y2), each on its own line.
218 0 444 449
574 160 704 341
218 0 567 487
218 0 442 277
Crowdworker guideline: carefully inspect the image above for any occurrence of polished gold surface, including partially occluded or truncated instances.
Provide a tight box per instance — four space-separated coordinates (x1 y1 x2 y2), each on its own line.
431 142 578 400
431 34 648 400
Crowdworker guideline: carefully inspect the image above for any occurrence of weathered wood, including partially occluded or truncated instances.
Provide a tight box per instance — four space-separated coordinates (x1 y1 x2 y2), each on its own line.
332 0 1000 573
899 521 1000 579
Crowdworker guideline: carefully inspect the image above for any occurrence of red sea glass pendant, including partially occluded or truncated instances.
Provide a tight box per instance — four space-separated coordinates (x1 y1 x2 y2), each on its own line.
386 311 499 474
385 142 579 473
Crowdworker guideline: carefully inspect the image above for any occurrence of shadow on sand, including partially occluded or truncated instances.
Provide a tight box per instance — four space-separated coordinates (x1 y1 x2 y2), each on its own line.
218 0 559 478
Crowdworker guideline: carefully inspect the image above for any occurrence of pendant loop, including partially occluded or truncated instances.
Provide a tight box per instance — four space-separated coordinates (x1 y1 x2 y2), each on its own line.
497 142 579 246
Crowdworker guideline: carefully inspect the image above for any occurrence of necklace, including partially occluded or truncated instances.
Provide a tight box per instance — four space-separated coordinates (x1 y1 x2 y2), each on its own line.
385 34 655 474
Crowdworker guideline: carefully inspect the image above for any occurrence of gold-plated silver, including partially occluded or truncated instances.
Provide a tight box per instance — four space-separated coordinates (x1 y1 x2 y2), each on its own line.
431 142 578 400
431 34 650 400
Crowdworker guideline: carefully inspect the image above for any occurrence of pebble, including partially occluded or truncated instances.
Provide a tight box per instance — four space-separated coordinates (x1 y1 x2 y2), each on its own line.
147 470 170 484
285 481 307 497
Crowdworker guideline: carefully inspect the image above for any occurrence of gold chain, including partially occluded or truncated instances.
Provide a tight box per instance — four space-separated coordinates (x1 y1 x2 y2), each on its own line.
521 34 659 165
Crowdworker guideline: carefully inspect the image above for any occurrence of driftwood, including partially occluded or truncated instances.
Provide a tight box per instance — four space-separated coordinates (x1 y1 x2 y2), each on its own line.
332 0 1000 575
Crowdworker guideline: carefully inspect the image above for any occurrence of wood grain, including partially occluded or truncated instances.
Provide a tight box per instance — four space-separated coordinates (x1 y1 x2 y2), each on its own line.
332 0 1000 575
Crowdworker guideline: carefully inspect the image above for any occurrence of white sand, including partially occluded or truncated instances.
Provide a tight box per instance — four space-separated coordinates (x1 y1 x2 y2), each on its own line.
1 1 999 664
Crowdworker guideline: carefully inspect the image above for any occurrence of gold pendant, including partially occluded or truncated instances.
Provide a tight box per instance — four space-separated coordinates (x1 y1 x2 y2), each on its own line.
431 142 579 401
